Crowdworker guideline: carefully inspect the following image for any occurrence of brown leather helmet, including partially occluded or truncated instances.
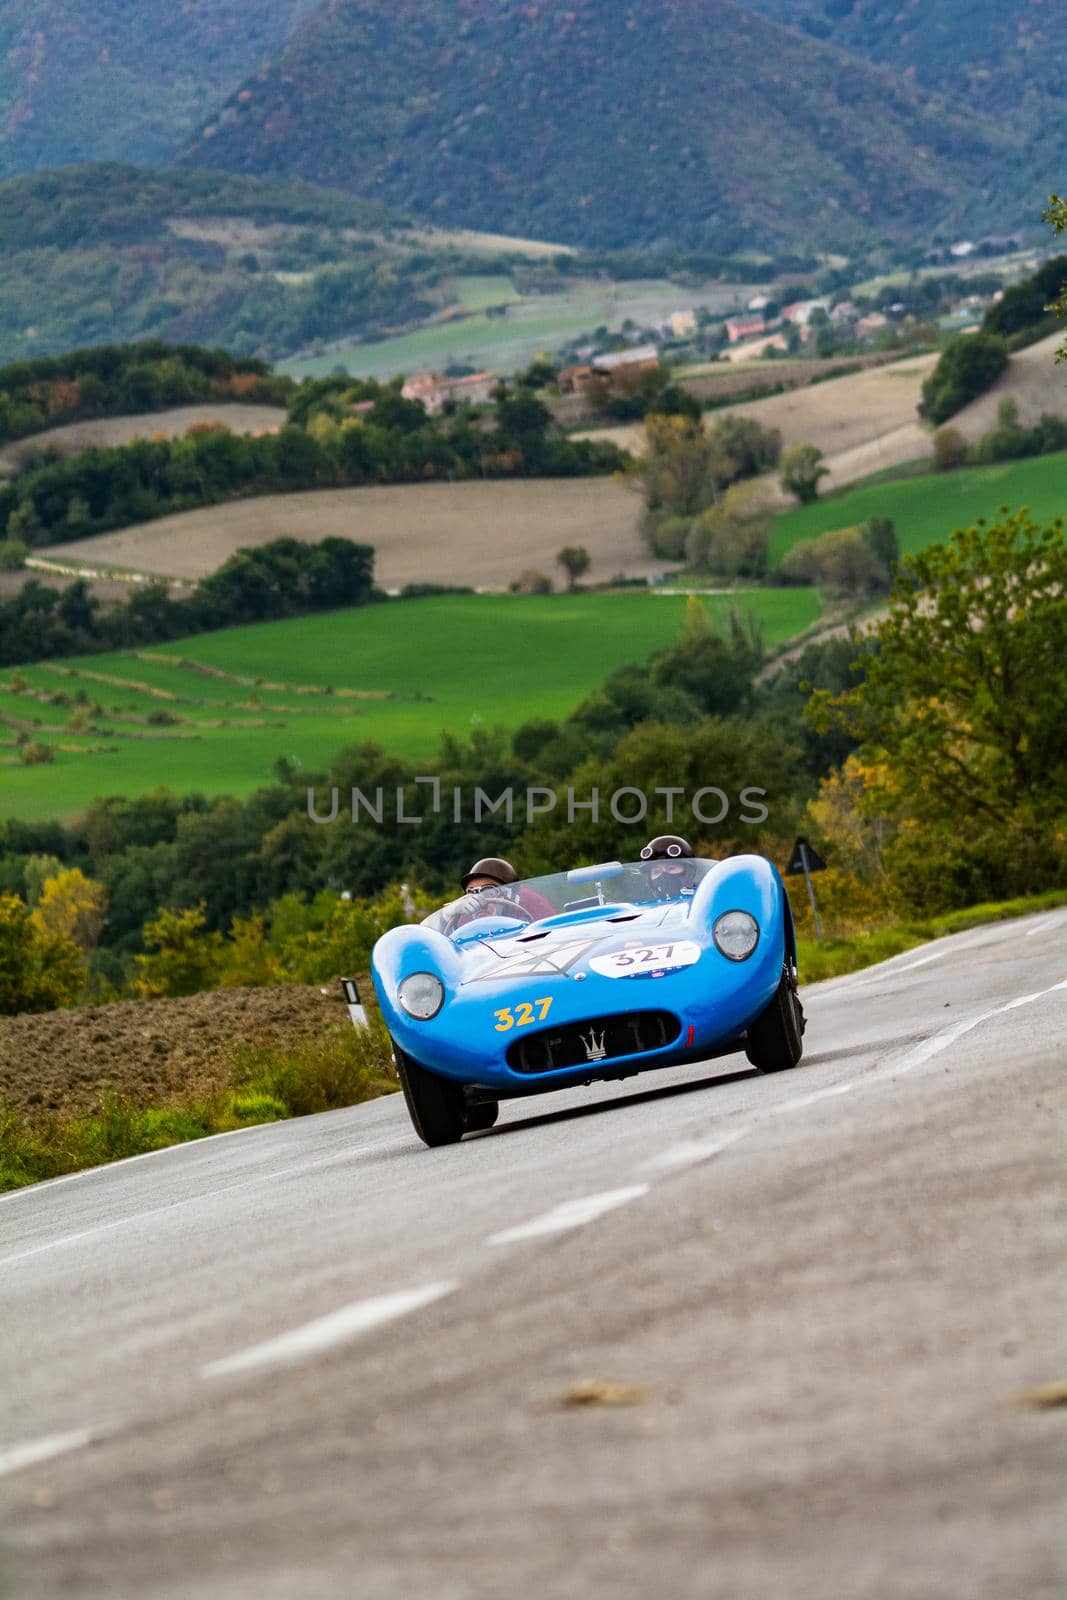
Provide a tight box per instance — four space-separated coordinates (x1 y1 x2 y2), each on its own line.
460 856 519 891
640 834 693 861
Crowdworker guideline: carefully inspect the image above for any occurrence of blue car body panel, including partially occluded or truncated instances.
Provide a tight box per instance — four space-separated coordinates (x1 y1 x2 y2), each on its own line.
372 855 793 1095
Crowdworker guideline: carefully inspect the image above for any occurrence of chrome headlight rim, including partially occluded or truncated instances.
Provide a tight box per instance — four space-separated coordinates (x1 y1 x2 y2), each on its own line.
713 910 760 962
397 970 445 1020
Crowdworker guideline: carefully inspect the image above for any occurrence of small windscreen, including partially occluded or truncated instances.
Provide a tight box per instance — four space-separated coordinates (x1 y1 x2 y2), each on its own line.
421 858 713 934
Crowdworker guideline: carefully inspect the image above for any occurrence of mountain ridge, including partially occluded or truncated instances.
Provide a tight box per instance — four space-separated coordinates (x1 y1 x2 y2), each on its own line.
175 0 1029 253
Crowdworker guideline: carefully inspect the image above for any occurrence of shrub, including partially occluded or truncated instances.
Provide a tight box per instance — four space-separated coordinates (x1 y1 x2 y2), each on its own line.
932 426 967 471
776 526 891 596
19 740 53 765
0 538 28 570
509 568 552 594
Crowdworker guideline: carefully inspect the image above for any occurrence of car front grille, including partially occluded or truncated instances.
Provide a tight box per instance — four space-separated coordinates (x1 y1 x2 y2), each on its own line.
506 1010 680 1074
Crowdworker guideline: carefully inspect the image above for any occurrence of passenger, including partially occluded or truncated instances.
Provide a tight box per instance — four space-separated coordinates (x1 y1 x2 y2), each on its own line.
639 834 700 900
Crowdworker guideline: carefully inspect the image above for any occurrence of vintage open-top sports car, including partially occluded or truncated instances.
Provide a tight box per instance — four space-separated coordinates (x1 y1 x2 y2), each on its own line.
368 855 805 1146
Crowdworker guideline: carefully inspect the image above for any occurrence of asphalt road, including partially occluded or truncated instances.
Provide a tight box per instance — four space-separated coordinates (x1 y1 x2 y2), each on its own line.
3 911 1065 1600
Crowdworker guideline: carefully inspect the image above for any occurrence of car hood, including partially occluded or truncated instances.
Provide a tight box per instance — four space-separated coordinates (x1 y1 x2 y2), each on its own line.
456 900 696 986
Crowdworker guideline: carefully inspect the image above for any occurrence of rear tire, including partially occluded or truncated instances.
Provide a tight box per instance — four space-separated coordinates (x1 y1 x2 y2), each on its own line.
393 1042 467 1146
745 966 805 1073
464 1100 499 1133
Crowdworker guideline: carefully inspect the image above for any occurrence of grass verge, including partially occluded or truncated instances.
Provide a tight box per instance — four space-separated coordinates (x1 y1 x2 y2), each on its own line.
0 1020 396 1193
797 888 1067 983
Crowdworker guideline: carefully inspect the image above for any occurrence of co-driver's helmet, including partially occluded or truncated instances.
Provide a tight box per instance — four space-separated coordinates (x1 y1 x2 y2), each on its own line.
640 835 696 896
459 856 519 892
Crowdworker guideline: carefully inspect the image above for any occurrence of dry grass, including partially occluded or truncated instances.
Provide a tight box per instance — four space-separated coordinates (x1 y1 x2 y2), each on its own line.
579 351 940 497
49 476 653 589
0 403 287 477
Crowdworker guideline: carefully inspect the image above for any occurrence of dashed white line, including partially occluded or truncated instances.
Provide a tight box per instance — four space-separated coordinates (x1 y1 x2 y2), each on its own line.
1024 911 1067 938
0 1430 93 1478
893 949 948 973
202 1283 458 1379
639 1129 749 1173
486 1186 649 1246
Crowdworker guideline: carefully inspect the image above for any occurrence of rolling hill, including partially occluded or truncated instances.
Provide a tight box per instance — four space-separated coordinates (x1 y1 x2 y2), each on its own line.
177 0 1024 255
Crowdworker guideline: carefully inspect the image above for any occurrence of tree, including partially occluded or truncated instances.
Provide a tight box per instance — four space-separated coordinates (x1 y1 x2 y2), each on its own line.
919 332 1009 425
0 892 84 1014
556 545 591 589
1043 196 1067 362
809 510 1067 900
780 443 829 505
631 414 731 520
31 868 107 951
132 904 225 998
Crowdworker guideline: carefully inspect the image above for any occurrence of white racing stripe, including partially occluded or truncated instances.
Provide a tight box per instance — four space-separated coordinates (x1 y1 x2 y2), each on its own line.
202 1283 457 1379
486 1186 649 1247
0 1430 92 1478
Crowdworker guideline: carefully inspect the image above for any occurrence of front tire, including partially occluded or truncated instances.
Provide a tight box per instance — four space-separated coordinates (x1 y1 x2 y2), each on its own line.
464 1100 499 1133
394 1042 467 1146
745 966 805 1073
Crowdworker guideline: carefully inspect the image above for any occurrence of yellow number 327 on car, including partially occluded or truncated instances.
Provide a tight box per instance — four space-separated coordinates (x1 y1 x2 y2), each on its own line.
493 997 553 1031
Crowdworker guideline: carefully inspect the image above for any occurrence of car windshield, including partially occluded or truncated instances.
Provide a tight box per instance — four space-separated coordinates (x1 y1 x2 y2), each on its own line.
421 857 715 934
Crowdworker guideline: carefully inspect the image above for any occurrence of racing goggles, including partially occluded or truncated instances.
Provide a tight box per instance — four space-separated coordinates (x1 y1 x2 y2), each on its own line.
640 843 686 860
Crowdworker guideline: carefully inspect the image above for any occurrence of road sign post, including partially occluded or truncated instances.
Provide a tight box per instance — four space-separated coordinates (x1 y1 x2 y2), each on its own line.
785 837 827 943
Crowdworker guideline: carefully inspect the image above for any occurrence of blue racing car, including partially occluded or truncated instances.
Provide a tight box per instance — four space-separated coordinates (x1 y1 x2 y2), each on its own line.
369 853 805 1147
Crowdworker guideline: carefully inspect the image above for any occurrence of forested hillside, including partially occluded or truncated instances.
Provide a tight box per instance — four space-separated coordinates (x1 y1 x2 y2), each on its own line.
0 0 318 177
178 0 1022 253
749 0 1066 151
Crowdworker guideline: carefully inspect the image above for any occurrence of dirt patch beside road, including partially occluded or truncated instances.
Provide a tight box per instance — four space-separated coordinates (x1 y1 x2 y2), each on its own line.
0 983 354 1115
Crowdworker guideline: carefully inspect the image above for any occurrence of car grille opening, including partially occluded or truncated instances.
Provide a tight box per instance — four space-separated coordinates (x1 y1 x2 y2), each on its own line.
506 1010 680 1074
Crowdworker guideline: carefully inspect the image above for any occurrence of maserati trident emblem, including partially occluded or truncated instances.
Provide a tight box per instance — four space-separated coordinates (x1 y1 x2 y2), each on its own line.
581 1027 607 1062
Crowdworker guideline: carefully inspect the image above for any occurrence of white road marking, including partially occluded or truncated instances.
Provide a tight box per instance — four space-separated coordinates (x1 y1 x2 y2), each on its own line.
893 949 948 972
1024 911 1067 938
0 1122 275 1207
875 977 1067 1080
639 1129 749 1172
486 1186 649 1246
202 1283 457 1379
770 1083 854 1115
0 1430 92 1478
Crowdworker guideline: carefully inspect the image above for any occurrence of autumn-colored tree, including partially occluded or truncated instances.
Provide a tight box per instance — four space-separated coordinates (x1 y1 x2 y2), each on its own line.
132 905 225 999
31 868 107 951
0 893 84 1015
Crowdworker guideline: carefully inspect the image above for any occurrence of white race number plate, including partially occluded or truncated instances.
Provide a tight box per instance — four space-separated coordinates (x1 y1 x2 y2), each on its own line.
588 940 701 978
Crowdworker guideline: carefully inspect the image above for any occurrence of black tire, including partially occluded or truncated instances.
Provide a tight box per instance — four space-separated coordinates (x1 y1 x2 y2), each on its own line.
464 1100 499 1133
393 1042 467 1147
745 966 805 1073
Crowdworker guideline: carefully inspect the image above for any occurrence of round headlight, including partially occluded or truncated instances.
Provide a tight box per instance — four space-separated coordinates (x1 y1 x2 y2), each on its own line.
398 971 445 1020
713 910 759 962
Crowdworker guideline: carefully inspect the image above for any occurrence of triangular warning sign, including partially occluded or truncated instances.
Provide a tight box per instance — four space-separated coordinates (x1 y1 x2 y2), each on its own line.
786 837 826 876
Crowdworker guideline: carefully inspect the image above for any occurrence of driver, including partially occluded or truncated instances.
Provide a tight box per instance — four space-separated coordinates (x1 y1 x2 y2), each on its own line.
459 856 556 921
639 833 700 899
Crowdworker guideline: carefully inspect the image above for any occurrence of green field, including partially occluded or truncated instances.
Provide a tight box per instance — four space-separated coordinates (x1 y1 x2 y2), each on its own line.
1 589 820 822
280 277 743 380
771 450 1067 565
